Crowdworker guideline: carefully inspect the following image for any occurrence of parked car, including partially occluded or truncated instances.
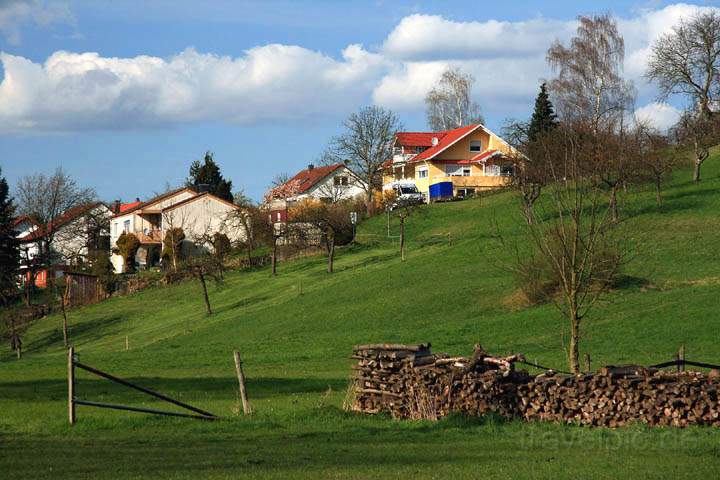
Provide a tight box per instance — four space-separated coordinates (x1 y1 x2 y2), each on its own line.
386 182 425 210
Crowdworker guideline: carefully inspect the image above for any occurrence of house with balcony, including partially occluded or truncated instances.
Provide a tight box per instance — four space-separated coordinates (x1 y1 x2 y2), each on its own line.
381 123 518 200
109 187 244 273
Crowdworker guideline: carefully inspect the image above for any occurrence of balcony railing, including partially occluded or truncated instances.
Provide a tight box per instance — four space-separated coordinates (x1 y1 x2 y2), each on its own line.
392 153 415 164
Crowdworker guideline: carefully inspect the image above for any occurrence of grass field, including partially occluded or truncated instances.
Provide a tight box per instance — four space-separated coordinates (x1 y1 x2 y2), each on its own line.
3 156 720 479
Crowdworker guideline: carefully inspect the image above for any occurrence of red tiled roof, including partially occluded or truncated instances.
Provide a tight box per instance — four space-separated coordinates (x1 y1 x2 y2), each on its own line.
411 124 481 163
471 149 501 162
119 200 142 213
12 215 39 228
285 163 344 194
396 132 449 147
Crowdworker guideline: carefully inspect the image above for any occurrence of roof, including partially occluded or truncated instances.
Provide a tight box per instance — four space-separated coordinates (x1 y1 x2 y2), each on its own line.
21 202 107 242
284 163 345 195
12 215 39 229
119 200 142 213
411 124 482 163
112 187 197 218
395 132 449 148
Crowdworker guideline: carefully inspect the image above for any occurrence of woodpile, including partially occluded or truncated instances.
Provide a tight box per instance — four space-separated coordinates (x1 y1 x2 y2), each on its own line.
518 366 720 427
350 344 720 428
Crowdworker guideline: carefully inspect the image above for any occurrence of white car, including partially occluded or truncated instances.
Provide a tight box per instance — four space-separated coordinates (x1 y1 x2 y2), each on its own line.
386 182 425 210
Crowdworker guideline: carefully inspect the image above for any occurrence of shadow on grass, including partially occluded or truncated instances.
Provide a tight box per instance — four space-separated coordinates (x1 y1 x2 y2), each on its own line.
24 315 126 354
0 376 349 402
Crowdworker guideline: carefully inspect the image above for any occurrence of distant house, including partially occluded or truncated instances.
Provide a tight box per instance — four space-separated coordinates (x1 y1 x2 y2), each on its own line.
17 203 113 288
109 187 245 273
381 123 517 200
266 163 366 223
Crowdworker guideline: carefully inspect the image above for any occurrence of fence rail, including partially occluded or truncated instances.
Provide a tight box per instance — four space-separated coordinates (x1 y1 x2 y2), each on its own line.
68 347 217 424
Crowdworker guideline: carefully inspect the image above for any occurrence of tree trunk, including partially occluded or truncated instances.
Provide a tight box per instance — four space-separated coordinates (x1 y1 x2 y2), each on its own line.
399 216 406 261
609 184 619 222
198 271 212 315
23 277 31 306
271 237 278 276
523 202 533 225
655 175 662 206
61 296 69 348
327 236 335 274
568 309 581 374
693 159 702 183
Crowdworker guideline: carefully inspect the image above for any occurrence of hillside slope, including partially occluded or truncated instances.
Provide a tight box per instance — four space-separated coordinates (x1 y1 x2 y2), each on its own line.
3 156 720 479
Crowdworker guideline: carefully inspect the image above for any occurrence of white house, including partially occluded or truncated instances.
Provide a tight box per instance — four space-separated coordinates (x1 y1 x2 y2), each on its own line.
109 187 246 273
16 202 113 287
266 163 367 223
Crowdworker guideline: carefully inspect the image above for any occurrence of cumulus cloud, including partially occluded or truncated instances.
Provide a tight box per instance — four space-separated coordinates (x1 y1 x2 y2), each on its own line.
0 0 74 45
1 3 718 133
0 45 388 132
634 102 682 131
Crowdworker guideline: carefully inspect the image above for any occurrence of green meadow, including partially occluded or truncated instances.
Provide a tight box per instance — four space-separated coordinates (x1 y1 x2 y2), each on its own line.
3 155 720 479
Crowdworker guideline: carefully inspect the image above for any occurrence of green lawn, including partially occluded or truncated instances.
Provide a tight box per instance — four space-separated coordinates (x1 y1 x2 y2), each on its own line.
3 157 720 479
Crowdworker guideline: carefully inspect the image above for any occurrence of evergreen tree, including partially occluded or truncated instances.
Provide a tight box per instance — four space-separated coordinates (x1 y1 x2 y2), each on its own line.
527 83 559 142
186 151 233 202
0 167 20 305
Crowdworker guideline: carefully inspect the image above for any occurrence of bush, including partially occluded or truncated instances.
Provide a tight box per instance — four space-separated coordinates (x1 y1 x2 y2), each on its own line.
116 232 140 273
161 228 185 269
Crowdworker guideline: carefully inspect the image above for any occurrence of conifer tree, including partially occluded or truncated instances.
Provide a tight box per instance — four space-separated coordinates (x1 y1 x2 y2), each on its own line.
527 83 559 142
186 152 233 202
0 167 20 305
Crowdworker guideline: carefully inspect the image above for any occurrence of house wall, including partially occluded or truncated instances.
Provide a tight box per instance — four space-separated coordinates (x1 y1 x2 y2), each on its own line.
54 205 112 264
294 166 366 202
163 196 246 245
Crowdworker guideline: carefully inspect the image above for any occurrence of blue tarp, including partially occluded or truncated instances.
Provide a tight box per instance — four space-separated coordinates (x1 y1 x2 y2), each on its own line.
429 181 453 199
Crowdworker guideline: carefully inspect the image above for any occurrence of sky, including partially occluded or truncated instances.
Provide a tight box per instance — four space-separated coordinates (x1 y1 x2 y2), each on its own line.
0 0 719 202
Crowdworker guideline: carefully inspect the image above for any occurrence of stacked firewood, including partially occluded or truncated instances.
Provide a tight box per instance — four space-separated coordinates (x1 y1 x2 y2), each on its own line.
351 344 720 428
518 366 720 427
351 343 529 419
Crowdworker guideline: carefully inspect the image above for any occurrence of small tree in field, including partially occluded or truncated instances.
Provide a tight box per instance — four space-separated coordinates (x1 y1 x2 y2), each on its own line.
116 232 140 273
290 200 353 273
673 110 720 183
182 254 223 315
162 228 185 272
509 124 627 374
633 123 675 206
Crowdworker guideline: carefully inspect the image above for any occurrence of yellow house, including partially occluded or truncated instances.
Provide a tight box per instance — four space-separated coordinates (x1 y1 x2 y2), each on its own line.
381 124 517 199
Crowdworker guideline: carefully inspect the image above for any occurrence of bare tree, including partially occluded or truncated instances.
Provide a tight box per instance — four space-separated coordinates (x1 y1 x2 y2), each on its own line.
425 67 484 130
325 106 402 212
182 254 223 315
290 200 353 273
15 167 96 304
547 14 635 134
674 109 720 182
633 122 675 205
509 123 627 374
270 172 291 189
646 11 720 117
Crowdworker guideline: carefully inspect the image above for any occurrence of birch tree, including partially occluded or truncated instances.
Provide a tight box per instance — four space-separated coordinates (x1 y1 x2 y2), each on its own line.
425 67 484 130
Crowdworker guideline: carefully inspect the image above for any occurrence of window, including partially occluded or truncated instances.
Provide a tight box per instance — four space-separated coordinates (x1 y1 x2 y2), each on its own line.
123 220 130 233
462 167 472 176
417 168 428 179
334 176 349 186
445 164 463 176
469 140 482 152
500 164 515 176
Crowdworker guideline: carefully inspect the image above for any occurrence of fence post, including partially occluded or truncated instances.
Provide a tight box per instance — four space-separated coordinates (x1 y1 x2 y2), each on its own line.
679 344 685 372
125 335 129 351
68 347 76 425
233 350 252 415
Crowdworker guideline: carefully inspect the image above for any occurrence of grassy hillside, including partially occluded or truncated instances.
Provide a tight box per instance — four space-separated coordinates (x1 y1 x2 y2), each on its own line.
3 156 720 479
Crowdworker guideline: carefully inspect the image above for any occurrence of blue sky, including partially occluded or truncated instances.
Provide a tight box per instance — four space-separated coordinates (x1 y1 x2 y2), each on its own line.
0 0 718 201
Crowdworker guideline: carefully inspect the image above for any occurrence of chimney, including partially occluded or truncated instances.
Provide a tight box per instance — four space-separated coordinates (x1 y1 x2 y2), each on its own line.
136 197 140 202
308 163 314 171
112 200 121 214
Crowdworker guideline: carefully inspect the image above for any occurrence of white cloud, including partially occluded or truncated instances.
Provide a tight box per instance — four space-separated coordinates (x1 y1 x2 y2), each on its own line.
0 45 388 132
634 102 682 131
0 0 74 45
1 3 718 133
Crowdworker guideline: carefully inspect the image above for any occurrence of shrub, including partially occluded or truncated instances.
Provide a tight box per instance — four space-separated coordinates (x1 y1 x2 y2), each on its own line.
116 232 140 273
161 228 185 271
